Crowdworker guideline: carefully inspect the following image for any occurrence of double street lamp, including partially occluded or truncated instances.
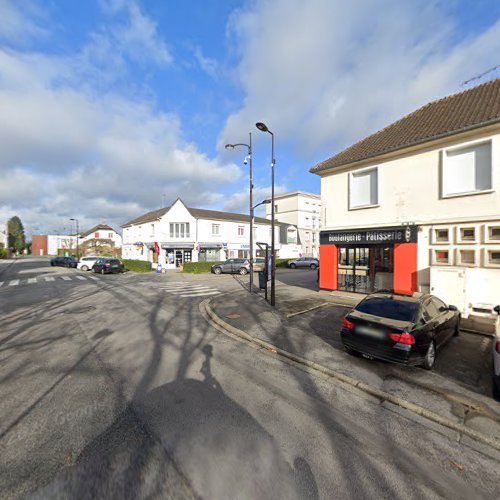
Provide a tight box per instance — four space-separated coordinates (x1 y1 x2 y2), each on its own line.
225 133 254 292
69 218 79 258
255 122 276 307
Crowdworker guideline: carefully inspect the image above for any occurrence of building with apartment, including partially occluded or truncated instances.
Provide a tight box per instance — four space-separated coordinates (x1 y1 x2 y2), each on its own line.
121 199 287 268
311 78 500 318
32 224 122 256
265 191 321 257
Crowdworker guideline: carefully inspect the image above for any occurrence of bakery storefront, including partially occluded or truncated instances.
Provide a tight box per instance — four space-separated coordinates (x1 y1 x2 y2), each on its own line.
319 225 418 294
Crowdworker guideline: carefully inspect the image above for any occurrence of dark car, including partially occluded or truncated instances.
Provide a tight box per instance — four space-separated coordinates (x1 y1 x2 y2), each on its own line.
340 291 460 370
92 258 124 274
50 256 78 268
211 259 250 275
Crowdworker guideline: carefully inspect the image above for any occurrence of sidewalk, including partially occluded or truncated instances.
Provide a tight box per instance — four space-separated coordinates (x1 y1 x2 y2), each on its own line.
205 288 500 454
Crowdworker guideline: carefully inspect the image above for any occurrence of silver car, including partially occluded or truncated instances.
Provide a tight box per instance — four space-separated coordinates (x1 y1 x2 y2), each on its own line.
212 258 250 275
493 305 500 399
287 257 319 269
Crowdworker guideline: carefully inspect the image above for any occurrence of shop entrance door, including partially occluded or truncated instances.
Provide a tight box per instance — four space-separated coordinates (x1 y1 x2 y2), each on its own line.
338 247 372 293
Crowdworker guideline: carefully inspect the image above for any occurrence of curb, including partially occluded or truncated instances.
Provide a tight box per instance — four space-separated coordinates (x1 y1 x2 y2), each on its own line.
201 296 500 453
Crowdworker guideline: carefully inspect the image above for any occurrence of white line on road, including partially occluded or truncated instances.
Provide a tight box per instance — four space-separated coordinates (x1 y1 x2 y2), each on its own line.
87 276 98 280
61 276 72 281
160 286 213 291
9 279 19 286
75 276 87 280
28 278 37 284
179 291 221 298
167 288 217 294
45 277 55 282
0 281 3 287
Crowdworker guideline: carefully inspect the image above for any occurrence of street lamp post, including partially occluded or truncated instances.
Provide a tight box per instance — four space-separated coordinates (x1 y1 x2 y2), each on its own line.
255 122 276 306
225 133 254 292
70 218 79 258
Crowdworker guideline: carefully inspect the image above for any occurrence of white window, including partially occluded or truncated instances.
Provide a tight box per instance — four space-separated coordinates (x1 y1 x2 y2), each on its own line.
435 229 449 243
485 249 500 267
238 226 244 236
108 232 113 238
485 225 500 243
431 249 452 266
349 168 378 209
212 224 220 236
305 232 310 241
442 141 492 197
457 249 477 266
169 223 190 238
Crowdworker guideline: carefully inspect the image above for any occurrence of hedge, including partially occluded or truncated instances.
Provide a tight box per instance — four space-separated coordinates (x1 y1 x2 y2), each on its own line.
275 258 289 268
122 259 152 272
182 261 223 273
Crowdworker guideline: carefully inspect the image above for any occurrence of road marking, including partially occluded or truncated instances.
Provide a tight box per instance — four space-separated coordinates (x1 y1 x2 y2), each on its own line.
45 277 55 282
87 276 98 280
61 276 72 281
180 291 221 298
168 288 215 294
9 279 19 286
0 281 3 287
75 276 86 280
160 285 213 290
28 278 37 284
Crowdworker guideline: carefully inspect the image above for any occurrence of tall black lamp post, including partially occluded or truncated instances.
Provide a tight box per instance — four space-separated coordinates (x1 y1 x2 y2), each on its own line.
255 122 276 306
70 218 79 258
225 133 254 292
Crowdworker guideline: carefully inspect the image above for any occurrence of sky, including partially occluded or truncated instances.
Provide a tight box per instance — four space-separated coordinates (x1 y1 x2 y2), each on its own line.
1 0 500 237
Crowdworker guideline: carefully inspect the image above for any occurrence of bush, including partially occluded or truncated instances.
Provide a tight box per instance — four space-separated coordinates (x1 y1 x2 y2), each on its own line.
183 261 222 273
275 258 289 268
122 259 152 273
0 243 7 259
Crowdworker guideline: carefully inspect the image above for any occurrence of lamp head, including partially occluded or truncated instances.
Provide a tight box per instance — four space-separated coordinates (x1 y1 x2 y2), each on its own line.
255 122 269 133
243 157 248 165
225 144 235 149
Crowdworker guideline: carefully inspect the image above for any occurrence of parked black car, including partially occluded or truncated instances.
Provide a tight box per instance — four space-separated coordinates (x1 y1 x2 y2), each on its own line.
340 291 460 370
92 258 124 274
50 256 78 268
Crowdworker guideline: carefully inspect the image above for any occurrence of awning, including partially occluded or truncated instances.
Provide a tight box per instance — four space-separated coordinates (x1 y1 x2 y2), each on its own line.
198 243 222 249
161 243 194 250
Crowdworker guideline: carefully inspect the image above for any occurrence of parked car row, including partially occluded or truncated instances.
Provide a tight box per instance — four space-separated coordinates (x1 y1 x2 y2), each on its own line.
50 255 124 274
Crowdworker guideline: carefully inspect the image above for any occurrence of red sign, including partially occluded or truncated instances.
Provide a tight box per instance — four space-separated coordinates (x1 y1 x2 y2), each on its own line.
154 242 160 254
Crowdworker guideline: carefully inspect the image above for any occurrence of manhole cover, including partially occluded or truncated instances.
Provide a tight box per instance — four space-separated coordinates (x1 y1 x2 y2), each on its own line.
226 313 240 319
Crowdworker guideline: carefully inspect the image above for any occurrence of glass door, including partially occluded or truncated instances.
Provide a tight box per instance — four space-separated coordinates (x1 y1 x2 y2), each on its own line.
338 247 372 293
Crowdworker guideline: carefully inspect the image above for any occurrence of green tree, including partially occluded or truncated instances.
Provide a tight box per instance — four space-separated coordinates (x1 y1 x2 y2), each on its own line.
7 216 26 253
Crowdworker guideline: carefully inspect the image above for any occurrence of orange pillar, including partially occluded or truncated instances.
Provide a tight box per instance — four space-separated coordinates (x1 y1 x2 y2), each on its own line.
319 244 337 290
393 243 418 294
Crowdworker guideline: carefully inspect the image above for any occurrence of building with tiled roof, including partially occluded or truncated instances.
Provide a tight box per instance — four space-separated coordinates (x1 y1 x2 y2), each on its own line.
121 199 302 268
312 78 500 322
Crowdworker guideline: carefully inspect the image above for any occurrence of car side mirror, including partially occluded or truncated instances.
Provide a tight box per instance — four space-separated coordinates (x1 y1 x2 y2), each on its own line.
494 305 500 315
448 305 458 312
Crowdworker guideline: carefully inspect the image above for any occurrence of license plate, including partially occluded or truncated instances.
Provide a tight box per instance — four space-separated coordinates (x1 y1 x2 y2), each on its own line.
356 326 385 338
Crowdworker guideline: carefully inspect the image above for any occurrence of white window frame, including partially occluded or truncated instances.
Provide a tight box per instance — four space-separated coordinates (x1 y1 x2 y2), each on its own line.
484 223 500 244
212 224 220 236
484 248 500 268
431 248 453 266
455 248 478 267
237 226 245 237
430 225 453 245
456 224 479 244
441 139 493 199
348 167 379 210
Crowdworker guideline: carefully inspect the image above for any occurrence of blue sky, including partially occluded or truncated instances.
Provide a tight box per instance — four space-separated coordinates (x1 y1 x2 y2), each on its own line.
1 0 500 236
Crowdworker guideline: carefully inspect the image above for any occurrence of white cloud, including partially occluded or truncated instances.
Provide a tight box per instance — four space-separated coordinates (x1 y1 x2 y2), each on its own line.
194 46 218 79
220 0 500 156
223 184 287 215
0 0 47 44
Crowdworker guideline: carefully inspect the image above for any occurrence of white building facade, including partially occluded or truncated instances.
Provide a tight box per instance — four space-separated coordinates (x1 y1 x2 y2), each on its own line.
122 199 280 269
266 191 321 257
312 78 500 319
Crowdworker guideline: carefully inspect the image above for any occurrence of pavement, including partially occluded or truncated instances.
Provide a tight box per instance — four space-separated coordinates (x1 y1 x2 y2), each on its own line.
207 273 500 452
2 258 500 499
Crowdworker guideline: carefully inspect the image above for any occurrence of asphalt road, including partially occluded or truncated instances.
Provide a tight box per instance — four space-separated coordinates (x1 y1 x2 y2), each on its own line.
1 257 499 499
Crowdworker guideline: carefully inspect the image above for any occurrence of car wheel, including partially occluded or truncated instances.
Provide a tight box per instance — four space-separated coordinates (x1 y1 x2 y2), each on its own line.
239 267 248 275
81 265 89 271
214 267 222 275
345 346 361 357
310 264 317 270
453 316 460 337
421 340 436 370
493 377 500 401
290 263 296 269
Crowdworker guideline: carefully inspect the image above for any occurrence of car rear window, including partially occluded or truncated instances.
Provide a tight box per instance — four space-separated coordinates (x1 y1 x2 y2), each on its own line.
355 297 419 322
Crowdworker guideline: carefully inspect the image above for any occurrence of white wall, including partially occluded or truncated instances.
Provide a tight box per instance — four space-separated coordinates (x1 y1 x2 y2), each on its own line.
321 127 500 230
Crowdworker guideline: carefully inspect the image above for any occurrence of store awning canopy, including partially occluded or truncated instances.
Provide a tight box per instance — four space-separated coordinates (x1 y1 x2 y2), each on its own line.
161 243 194 249
198 243 222 249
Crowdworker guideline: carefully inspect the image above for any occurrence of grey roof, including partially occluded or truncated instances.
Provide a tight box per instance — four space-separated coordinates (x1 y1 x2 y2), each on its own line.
79 224 118 238
121 204 270 228
311 77 500 174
